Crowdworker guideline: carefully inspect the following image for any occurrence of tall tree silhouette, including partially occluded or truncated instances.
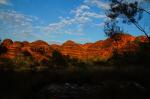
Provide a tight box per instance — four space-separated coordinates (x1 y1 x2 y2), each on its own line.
106 0 150 40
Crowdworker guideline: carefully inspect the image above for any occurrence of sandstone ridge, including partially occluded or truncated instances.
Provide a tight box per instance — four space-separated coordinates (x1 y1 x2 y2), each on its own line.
0 34 147 61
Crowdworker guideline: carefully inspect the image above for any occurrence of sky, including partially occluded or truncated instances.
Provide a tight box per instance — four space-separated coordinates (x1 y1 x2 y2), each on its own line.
0 0 150 44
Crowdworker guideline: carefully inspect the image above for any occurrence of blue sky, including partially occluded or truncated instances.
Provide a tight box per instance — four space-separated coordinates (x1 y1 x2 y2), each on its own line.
0 0 150 44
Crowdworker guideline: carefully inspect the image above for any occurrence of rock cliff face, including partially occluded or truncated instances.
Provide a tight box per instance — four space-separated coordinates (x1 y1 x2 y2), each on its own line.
1 40 22 58
22 40 53 62
0 34 148 61
59 40 85 59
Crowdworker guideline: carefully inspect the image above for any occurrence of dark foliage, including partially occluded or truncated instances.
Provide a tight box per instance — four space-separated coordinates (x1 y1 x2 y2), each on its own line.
0 58 15 70
108 41 150 67
22 51 32 56
137 42 150 65
0 39 7 55
104 20 123 38
106 0 150 39
51 50 68 69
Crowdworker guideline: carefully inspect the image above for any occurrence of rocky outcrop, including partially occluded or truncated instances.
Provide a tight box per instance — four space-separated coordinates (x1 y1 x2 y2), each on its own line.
1 39 13 48
23 40 52 62
1 40 22 58
0 34 148 61
135 36 148 43
59 40 85 59
49 44 60 51
82 43 93 50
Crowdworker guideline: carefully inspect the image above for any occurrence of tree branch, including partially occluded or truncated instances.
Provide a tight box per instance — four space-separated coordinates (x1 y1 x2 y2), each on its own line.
139 8 150 15
131 20 149 39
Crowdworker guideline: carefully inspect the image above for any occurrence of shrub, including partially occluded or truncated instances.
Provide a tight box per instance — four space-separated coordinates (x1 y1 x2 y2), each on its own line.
0 39 7 55
12 54 35 71
0 58 14 70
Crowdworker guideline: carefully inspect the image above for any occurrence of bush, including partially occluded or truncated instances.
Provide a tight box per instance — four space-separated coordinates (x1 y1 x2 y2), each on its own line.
12 54 35 71
108 42 150 67
51 50 68 69
0 39 7 55
0 58 15 70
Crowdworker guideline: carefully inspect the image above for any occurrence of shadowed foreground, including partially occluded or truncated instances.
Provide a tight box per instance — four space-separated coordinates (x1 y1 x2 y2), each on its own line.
0 67 150 99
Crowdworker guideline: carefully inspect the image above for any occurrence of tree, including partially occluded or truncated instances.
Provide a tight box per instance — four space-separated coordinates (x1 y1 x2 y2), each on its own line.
104 20 123 59
51 50 68 69
106 0 150 40
0 39 7 54
104 20 123 37
12 54 35 71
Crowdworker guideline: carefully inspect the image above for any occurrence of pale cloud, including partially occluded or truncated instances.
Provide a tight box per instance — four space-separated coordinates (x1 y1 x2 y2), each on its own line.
64 25 85 36
72 5 90 17
0 0 108 41
0 0 11 5
44 4 106 35
84 0 110 10
0 10 40 40
95 22 105 27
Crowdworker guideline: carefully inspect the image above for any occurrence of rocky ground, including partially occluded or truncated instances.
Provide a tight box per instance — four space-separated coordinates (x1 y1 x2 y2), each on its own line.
37 81 149 99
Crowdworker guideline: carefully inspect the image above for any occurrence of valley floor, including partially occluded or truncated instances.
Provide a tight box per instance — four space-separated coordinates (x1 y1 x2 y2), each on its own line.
0 66 150 99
